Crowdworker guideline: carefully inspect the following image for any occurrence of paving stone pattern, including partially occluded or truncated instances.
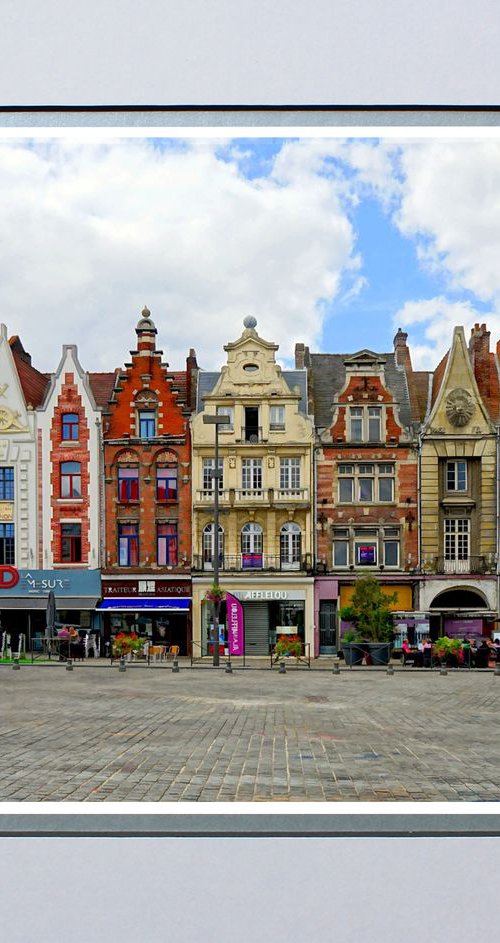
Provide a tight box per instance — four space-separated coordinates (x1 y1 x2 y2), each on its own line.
0 665 499 801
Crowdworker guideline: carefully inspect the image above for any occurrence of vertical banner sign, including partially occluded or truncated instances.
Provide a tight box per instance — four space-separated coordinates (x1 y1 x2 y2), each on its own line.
226 593 244 656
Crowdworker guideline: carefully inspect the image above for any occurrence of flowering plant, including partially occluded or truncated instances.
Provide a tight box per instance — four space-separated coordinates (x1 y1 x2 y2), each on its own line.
274 634 302 658
112 632 144 657
205 584 226 604
433 636 462 657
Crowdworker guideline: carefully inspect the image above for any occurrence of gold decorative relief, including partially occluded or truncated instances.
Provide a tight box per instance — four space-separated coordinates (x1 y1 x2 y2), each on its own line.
0 406 28 432
0 502 14 521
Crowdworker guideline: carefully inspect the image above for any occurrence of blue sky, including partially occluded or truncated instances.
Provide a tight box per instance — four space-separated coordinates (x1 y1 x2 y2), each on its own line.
0 133 499 372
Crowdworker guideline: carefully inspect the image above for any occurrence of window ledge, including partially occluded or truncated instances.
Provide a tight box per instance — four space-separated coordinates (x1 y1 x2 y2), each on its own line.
57 498 84 504
60 441 80 447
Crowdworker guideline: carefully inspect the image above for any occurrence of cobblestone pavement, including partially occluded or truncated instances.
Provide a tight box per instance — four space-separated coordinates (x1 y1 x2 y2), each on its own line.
0 663 500 801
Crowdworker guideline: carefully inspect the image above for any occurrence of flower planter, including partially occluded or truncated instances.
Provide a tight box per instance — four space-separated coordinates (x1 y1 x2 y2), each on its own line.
365 642 392 666
341 642 366 666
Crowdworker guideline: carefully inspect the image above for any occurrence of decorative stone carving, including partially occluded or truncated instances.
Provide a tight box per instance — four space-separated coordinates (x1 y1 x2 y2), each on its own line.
117 449 140 463
155 450 177 464
0 406 28 432
267 456 275 468
445 388 475 427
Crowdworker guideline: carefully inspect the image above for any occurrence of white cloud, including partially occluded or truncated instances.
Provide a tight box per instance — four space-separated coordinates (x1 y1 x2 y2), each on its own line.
0 137 359 372
395 140 500 302
394 296 500 369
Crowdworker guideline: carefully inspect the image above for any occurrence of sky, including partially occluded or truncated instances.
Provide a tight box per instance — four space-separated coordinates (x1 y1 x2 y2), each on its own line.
1 132 500 374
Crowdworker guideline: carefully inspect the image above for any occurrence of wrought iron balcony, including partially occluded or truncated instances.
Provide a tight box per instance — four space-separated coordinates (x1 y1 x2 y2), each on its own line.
192 554 312 573
240 426 264 443
428 555 494 575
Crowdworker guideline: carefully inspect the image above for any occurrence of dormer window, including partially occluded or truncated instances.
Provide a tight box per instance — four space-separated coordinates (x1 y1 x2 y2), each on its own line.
139 410 156 439
348 406 382 442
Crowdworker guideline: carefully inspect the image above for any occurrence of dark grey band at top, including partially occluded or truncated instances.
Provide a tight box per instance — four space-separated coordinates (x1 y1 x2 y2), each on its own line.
0 813 499 837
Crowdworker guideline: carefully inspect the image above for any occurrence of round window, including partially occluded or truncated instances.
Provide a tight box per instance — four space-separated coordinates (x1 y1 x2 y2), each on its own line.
243 363 259 372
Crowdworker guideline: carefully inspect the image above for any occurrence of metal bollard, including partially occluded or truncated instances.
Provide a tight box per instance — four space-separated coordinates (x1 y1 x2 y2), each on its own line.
119 656 126 672
440 666 448 676
386 665 394 676
278 660 286 674
494 664 500 677
172 657 179 673
66 658 73 672
12 658 20 671
225 660 233 674
332 659 340 675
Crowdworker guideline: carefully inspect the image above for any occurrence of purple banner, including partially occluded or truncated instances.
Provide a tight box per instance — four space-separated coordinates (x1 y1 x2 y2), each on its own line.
226 593 244 656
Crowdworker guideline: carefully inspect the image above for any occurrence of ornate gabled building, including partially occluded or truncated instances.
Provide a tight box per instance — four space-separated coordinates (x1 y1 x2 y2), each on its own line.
298 331 420 653
191 316 315 656
100 307 197 655
418 324 499 637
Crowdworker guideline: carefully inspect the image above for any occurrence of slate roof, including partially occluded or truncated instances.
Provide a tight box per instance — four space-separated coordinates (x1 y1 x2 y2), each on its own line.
308 352 413 430
195 369 308 415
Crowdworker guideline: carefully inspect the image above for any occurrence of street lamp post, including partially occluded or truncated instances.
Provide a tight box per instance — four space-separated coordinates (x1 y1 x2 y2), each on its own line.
203 413 230 667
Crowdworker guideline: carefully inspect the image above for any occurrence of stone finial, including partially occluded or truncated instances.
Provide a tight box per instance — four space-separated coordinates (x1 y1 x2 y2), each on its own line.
243 315 257 330
141 306 151 319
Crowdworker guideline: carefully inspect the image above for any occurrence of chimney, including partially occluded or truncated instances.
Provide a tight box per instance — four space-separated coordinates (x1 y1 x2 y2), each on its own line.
469 322 490 389
186 348 198 410
393 327 411 370
295 343 310 369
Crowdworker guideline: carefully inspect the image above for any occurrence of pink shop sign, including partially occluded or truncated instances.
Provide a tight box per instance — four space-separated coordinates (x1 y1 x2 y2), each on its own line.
226 593 245 656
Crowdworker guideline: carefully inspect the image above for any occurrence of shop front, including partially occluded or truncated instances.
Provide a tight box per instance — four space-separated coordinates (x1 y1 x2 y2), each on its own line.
99 577 192 655
338 580 416 647
0 567 102 651
418 577 497 640
192 576 314 657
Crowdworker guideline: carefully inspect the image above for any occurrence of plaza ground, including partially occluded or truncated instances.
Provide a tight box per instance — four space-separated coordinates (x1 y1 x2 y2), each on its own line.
0 663 499 802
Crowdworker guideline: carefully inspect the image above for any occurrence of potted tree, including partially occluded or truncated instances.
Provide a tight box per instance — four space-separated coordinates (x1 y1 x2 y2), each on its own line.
339 575 396 666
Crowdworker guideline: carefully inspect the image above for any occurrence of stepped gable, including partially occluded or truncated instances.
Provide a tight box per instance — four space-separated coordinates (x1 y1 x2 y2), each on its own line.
308 350 412 431
8 335 50 407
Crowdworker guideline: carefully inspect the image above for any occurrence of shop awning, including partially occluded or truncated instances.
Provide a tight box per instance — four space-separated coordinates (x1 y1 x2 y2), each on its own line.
0 597 100 610
98 597 191 612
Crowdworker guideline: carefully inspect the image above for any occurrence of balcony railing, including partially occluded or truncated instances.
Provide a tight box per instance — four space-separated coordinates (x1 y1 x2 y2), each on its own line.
240 426 264 443
235 488 266 502
274 488 309 502
430 555 492 575
192 554 312 573
195 489 230 503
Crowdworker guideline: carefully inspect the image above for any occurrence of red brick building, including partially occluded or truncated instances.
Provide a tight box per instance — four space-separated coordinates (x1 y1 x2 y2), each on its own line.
296 331 424 654
100 307 197 654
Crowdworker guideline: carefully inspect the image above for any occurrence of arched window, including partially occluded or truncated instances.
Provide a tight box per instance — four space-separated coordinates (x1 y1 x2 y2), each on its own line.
280 522 302 570
202 523 224 569
241 522 263 569
60 461 81 498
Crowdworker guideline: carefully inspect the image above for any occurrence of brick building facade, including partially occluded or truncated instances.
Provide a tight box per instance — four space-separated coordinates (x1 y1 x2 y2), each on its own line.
297 332 421 653
100 307 197 654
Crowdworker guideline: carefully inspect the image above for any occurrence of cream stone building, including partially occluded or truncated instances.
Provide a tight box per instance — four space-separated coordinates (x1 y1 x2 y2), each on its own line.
191 317 315 656
419 325 498 635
